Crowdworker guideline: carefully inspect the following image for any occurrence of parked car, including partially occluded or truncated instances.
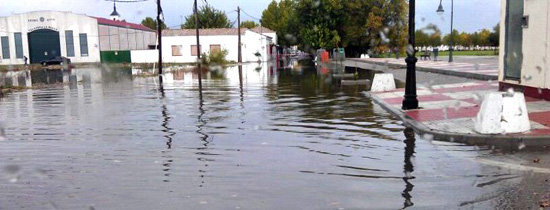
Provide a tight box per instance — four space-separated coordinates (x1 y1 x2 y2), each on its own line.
40 56 71 66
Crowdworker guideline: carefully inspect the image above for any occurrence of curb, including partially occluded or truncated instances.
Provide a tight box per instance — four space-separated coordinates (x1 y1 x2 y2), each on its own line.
348 58 498 81
364 92 550 148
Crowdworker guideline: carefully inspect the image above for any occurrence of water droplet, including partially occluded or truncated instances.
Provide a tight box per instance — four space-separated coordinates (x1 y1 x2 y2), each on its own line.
9 176 19 183
4 165 20 174
518 142 526 150
406 45 414 56
422 133 434 140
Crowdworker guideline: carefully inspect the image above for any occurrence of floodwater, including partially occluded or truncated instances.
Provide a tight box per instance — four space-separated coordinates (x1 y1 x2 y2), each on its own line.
0 63 542 209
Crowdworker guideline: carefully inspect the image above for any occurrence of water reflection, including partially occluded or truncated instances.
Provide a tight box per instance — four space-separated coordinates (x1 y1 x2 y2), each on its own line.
0 62 527 209
402 128 416 209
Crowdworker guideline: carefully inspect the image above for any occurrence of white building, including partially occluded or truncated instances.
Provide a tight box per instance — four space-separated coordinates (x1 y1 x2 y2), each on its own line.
498 0 550 99
0 10 155 65
158 27 277 63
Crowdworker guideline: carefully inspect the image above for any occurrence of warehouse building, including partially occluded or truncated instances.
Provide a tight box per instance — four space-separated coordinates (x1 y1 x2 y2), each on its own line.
0 10 156 65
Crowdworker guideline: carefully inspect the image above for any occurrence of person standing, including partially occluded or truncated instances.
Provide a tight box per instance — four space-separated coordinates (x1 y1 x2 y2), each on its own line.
23 56 28 66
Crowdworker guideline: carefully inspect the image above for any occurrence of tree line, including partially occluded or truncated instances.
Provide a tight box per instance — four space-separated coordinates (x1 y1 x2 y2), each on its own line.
138 1 500 57
141 5 261 31
261 0 408 57
415 24 499 48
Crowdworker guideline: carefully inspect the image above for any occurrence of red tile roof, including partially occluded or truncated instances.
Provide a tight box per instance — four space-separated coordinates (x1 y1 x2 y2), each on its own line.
163 27 275 37
93 17 154 32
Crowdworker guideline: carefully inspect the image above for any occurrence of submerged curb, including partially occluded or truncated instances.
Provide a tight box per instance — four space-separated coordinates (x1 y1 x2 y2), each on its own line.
349 58 498 81
365 92 550 148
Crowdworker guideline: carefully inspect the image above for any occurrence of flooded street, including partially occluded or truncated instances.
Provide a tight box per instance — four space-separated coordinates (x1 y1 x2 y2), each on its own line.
0 64 540 209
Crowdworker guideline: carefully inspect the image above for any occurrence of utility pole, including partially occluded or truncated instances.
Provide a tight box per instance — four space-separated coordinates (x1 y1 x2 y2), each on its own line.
194 0 202 88
237 7 243 89
237 6 242 64
157 0 163 76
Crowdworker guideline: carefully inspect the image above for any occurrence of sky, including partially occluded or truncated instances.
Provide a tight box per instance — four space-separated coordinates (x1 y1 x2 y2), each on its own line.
0 0 500 34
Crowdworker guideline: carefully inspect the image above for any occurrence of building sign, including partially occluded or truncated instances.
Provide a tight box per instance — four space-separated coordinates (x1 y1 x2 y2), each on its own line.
28 26 58 32
28 17 58 32
28 17 55 23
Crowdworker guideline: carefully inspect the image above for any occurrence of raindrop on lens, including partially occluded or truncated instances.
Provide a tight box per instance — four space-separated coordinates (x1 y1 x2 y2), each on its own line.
518 142 526 150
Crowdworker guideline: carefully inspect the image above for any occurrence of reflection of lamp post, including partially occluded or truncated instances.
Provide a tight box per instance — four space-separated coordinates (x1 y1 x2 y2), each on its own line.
402 0 419 110
437 0 454 62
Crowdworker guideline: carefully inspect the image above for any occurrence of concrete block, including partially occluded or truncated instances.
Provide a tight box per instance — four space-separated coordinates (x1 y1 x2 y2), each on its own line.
370 73 396 92
474 92 531 134
501 93 530 133
474 93 504 134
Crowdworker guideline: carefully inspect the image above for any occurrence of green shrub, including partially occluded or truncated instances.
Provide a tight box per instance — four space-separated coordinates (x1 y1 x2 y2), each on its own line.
201 49 229 66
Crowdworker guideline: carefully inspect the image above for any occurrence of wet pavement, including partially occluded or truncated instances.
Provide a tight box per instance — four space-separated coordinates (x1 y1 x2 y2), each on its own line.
0 63 548 209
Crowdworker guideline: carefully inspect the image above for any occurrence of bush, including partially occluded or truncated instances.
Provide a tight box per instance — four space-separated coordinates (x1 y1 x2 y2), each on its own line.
201 49 229 66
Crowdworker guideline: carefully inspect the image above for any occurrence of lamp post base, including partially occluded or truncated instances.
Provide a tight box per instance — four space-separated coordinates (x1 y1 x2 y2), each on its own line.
402 56 419 110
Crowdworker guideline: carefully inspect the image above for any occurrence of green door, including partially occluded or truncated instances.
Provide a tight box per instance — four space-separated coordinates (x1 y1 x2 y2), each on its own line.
504 0 523 79
28 29 61 64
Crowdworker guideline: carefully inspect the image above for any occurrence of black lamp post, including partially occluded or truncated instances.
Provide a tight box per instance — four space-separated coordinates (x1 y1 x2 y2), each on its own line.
437 0 454 62
402 0 419 110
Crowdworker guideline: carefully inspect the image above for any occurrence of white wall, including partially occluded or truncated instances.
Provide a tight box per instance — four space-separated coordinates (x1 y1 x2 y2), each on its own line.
131 49 158 63
499 0 550 89
161 30 274 64
0 11 101 65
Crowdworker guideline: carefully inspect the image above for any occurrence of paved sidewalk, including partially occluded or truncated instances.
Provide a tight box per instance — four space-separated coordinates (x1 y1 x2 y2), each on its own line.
365 81 550 146
349 56 498 80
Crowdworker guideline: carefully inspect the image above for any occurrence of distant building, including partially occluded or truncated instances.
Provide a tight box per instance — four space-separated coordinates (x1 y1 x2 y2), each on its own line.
0 11 156 65
158 27 277 63
498 0 550 99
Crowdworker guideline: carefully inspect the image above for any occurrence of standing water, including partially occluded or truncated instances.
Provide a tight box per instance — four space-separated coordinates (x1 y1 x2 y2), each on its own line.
0 64 535 209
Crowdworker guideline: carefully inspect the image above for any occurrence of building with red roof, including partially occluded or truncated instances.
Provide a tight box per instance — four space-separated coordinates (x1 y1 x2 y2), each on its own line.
0 10 156 65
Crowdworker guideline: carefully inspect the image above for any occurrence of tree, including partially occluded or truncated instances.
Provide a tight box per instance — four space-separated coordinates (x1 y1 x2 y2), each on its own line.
182 5 233 29
141 17 166 30
415 30 430 47
415 24 442 47
240 20 259 29
295 0 343 51
261 0 299 47
488 24 500 47
443 30 460 46
259 0 408 57
478 29 491 46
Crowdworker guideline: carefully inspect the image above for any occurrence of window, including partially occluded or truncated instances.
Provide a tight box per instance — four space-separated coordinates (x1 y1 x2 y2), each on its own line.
79 33 88 57
191 45 201 56
171 45 182 56
210 44 221 53
65 31 75 57
1 36 9 59
14 33 23 59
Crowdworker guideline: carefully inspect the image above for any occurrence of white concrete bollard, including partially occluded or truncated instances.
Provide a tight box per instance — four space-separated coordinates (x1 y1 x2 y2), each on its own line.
501 92 530 133
370 73 396 92
474 92 531 134
474 93 504 134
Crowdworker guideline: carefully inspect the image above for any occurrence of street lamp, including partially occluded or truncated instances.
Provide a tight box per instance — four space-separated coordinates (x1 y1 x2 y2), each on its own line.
402 0 419 110
437 0 454 62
